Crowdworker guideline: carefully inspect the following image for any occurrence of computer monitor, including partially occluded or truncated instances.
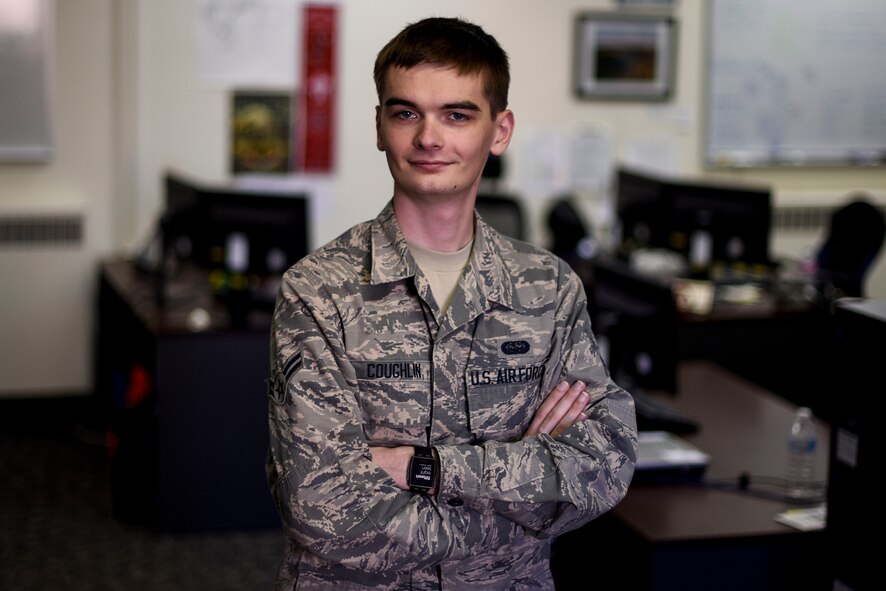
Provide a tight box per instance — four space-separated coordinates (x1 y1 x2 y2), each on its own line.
614 166 773 269
475 194 526 241
666 179 772 267
164 172 310 278
614 167 673 254
591 257 679 395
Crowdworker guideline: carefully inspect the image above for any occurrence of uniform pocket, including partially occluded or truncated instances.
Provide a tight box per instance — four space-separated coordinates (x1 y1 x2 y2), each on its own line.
465 364 546 441
353 359 431 443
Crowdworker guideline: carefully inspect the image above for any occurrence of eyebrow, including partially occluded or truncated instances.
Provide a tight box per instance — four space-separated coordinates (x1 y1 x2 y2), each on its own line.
384 97 483 112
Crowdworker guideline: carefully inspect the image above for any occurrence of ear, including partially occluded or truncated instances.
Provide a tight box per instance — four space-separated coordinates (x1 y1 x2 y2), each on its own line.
490 109 514 156
375 105 385 151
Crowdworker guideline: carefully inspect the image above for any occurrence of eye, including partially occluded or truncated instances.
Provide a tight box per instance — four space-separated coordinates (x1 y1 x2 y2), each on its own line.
449 112 471 122
394 109 417 120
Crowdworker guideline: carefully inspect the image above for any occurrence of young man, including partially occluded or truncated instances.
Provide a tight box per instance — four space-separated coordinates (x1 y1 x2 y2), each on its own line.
266 17 637 590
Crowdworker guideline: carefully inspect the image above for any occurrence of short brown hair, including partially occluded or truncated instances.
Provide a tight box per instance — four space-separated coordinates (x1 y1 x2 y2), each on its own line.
374 17 510 118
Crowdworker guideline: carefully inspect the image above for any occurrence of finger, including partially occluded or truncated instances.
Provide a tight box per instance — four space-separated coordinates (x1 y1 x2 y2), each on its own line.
550 392 590 437
525 381 570 436
536 381 586 435
546 386 587 436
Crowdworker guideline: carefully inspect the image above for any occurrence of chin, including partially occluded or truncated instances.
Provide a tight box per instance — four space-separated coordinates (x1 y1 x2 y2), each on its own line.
398 180 458 199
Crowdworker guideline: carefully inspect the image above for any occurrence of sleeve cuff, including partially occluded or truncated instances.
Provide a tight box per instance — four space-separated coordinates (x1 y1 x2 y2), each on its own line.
433 443 490 513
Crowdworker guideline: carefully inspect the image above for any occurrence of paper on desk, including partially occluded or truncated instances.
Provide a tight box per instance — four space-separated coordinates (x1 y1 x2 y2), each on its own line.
774 504 826 531
636 431 709 470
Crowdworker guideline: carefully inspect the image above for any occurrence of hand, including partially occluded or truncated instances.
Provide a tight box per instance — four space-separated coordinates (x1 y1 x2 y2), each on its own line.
523 380 589 439
369 445 415 491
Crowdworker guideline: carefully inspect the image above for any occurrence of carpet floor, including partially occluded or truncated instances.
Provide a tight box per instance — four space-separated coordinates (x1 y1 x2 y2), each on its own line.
0 397 284 590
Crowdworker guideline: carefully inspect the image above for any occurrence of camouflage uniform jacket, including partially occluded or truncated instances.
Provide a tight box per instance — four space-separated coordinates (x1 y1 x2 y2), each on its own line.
266 201 637 590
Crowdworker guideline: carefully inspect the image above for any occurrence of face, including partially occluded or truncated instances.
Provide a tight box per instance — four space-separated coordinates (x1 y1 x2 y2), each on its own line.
376 63 514 203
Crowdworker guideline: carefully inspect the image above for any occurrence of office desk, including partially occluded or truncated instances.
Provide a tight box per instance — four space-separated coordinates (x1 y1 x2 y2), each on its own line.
590 255 837 418
95 258 279 532
551 361 830 591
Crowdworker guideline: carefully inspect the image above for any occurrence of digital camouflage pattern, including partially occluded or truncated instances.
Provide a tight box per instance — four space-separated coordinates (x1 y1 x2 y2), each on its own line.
266 201 637 590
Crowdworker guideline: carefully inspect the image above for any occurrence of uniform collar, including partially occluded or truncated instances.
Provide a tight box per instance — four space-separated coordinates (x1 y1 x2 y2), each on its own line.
464 210 516 310
368 200 517 311
369 201 417 285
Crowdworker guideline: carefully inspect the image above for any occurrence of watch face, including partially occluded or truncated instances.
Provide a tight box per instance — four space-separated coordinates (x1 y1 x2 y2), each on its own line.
409 456 436 490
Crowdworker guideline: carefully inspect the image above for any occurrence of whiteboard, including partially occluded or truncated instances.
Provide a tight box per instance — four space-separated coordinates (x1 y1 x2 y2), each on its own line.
0 0 53 162
705 0 886 168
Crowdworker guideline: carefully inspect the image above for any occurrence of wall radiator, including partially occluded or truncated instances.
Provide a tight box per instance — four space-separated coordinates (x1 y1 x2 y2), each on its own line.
0 210 93 397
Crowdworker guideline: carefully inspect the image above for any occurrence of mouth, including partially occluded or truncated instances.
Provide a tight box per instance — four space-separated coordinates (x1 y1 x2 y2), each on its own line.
409 159 450 172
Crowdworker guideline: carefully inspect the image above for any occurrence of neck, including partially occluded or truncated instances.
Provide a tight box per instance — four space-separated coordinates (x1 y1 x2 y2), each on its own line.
393 193 476 252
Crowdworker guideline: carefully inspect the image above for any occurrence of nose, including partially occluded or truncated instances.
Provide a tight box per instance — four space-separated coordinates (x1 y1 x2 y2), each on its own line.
415 119 442 150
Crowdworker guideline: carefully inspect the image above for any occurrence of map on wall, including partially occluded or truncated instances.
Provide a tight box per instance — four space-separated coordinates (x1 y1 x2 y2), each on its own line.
196 0 296 86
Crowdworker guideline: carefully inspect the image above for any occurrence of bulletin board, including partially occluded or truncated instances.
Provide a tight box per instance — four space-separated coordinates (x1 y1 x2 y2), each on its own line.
704 0 886 168
0 0 54 162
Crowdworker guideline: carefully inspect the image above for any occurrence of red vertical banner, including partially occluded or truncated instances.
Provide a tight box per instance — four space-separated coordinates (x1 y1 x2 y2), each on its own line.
297 4 338 172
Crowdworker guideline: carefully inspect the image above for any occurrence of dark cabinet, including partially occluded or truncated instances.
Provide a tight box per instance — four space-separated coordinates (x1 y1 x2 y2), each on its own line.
95 258 279 532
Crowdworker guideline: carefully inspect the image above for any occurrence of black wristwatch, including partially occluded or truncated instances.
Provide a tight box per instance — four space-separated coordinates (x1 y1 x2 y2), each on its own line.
407 446 437 494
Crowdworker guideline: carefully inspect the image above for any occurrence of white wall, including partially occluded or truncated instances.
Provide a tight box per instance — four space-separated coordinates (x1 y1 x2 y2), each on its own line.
1 0 884 396
130 0 886 271
0 0 115 396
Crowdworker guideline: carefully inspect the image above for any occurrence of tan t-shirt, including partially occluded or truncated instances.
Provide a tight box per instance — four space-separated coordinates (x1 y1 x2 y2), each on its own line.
408 239 473 315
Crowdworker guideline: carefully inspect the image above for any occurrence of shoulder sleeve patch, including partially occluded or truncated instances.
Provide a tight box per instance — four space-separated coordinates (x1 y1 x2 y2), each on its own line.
268 349 305 406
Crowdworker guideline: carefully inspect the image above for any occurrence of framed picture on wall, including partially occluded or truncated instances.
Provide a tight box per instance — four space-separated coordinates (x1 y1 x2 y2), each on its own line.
574 12 677 101
230 91 294 175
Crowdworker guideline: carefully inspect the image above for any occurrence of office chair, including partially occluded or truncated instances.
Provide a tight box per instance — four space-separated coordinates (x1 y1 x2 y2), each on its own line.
546 197 595 259
545 196 597 298
475 194 526 241
815 197 886 298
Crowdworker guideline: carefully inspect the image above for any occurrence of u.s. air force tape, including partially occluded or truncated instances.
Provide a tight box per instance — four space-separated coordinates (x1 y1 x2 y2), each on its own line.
468 364 544 387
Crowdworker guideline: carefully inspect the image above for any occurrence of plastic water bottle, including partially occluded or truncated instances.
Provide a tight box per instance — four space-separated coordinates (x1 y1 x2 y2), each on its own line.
786 407 817 499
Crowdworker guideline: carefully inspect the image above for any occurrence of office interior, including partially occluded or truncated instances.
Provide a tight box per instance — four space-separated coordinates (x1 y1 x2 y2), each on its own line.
1 1 884 590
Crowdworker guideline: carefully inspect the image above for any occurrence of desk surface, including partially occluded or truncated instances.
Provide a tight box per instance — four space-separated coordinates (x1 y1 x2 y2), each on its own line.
616 360 830 542
593 254 820 323
101 257 273 335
